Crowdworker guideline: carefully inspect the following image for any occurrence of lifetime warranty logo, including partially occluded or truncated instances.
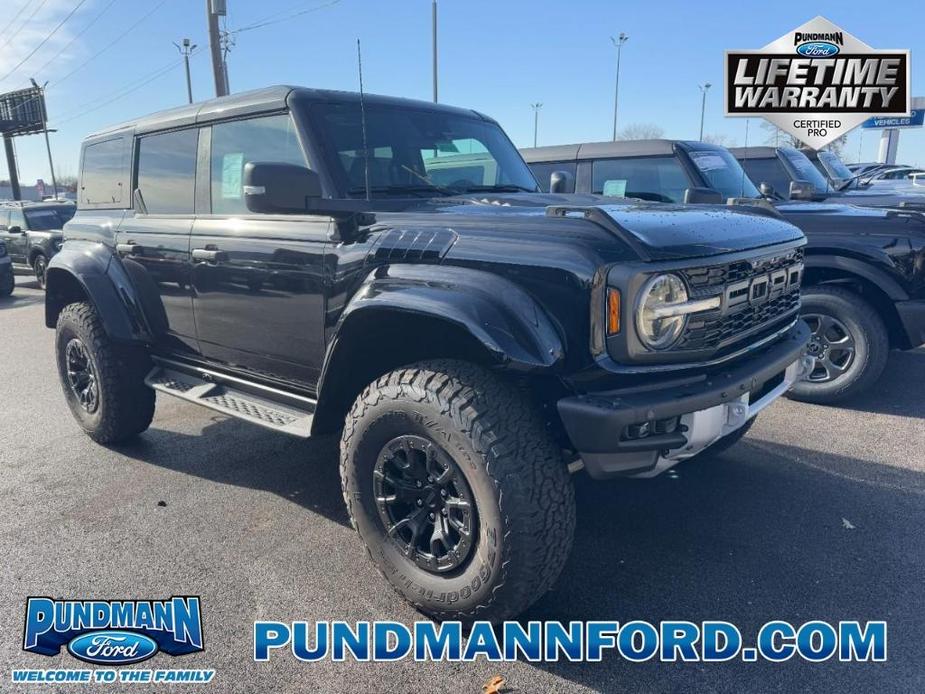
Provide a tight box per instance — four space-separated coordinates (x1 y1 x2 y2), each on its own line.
725 16 910 148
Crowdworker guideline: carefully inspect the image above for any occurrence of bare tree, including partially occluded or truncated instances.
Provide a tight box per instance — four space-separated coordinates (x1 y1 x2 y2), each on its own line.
703 133 738 148
757 121 847 156
617 123 665 141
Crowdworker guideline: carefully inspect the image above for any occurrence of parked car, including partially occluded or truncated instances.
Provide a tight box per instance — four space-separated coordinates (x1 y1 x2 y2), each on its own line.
522 139 925 403
0 200 76 288
47 86 810 622
730 146 925 207
0 240 13 297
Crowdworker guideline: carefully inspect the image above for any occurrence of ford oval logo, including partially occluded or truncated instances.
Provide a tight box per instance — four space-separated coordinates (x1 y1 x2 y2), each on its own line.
796 42 840 57
67 630 159 665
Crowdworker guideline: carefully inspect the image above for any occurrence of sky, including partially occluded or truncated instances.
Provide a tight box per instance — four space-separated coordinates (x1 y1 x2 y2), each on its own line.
0 0 924 184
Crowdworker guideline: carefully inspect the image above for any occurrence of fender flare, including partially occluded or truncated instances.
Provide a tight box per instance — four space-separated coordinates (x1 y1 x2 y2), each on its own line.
803 253 909 301
44 241 157 342
316 264 566 392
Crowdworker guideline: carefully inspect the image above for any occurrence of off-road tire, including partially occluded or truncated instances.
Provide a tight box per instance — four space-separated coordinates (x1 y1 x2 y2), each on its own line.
32 253 47 289
340 359 575 622
787 286 888 404
55 302 155 443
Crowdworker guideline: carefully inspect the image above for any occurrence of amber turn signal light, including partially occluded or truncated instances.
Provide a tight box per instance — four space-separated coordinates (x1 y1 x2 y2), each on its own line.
606 288 621 335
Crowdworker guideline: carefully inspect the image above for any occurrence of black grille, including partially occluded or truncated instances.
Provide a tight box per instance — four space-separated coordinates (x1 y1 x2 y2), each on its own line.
675 248 803 352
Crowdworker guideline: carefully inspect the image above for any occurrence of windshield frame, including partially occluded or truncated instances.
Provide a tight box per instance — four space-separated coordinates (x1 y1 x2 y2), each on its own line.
303 101 539 199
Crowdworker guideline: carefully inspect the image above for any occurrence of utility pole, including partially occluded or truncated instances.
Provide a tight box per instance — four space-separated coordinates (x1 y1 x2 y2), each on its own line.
531 103 542 148
3 136 21 200
206 0 228 97
611 33 628 141
30 78 57 199
431 0 438 102
698 82 711 141
174 38 197 104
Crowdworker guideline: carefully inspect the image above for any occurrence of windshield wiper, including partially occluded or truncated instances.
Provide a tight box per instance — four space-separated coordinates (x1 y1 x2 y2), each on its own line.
346 185 453 198
457 184 537 193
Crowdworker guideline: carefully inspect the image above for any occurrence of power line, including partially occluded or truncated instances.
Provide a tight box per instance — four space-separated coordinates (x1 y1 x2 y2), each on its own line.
0 0 50 52
231 0 341 35
0 0 90 83
0 0 33 39
53 0 168 86
32 0 119 78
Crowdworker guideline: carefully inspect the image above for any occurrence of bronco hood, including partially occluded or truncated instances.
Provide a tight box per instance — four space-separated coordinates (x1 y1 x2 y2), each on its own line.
429 193 805 261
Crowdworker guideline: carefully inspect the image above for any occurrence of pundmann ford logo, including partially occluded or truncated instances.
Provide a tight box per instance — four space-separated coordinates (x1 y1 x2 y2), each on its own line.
22 597 204 665
795 31 842 57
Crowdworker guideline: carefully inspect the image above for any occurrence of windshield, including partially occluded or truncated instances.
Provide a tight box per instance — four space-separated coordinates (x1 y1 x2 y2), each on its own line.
817 150 853 183
24 207 74 231
687 148 762 200
311 102 538 198
779 148 831 192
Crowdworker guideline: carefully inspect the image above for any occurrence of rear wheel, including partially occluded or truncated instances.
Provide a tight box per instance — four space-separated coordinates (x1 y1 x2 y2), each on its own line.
787 286 888 404
55 302 155 443
340 360 575 622
32 253 47 289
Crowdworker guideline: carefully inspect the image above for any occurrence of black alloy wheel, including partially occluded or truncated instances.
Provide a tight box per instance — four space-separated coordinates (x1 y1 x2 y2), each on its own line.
64 338 99 414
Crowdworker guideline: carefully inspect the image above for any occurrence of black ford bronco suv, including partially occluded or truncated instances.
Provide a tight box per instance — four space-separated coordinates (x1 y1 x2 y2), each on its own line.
1 200 75 288
523 139 925 404
47 86 810 621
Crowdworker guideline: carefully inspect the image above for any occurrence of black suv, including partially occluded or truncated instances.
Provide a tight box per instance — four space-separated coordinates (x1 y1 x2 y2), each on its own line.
730 146 925 208
522 139 925 403
47 86 810 621
1 200 76 288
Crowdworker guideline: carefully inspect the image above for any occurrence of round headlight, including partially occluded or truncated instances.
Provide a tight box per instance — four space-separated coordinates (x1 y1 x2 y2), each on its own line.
635 273 689 350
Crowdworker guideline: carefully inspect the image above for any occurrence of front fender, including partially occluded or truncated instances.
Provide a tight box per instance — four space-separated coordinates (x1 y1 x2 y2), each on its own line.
333 264 566 371
804 252 910 301
45 241 155 342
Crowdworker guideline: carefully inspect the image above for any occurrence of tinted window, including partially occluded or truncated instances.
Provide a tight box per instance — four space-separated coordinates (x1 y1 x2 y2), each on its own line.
687 148 760 199
80 137 126 206
817 150 853 181
136 129 199 214
210 114 306 214
312 102 538 197
739 158 792 197
779 148 831 192
24 207 74 230
591 156 690 202
529 162 577 193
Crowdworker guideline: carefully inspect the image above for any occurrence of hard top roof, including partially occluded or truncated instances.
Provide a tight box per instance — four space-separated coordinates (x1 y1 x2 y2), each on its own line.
521 139 690 163
84 85 490 140
728 146 782 159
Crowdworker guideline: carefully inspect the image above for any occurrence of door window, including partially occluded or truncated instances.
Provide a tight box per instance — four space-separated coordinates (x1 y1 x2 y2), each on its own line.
209 114 307 214
591 156 690 202
80 137 127 206
739 158 791 196
9 209 25 230
136 129 199 214
529 162 577 193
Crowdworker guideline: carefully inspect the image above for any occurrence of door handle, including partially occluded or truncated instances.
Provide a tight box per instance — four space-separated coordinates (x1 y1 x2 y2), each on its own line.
192 248 226 263
116 242 142 256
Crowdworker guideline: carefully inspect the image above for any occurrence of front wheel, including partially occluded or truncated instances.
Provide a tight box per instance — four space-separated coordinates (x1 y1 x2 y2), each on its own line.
787 286 888 404
340 360 575 622
32 253 47 289
55 302 156 443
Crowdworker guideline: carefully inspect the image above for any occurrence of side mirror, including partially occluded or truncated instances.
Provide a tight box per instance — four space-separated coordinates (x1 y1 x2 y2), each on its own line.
758 181 777 198
683 187 723 204
8 225 22 234
788 179 815 201
243 162 323 214
549 170 575 194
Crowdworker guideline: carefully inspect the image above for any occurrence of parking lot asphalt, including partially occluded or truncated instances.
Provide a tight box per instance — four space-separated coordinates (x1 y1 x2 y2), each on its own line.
1 275 924 693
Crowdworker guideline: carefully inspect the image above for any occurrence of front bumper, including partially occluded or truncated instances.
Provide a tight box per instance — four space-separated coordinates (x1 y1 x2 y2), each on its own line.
896 299 925 347
557 321 811 479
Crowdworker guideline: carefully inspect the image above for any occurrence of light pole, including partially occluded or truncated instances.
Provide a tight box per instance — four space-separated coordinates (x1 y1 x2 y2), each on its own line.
174 38 197 104
698 82 711 141
531 103 542 147
611 32 628 141
431 0 438 102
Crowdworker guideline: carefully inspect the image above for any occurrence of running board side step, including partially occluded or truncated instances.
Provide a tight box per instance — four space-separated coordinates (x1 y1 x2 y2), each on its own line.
145 359 316 438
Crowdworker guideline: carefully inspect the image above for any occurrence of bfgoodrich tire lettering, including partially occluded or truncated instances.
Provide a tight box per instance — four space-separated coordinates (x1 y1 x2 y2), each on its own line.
55 301 155 443
787 286 888 404
340 360 575 622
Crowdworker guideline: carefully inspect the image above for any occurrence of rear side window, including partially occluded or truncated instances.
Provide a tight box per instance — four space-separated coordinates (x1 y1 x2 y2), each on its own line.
80 137 127 207
591 156 690 202
529 162 577 193
136 129 199 214
209 114 306 214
